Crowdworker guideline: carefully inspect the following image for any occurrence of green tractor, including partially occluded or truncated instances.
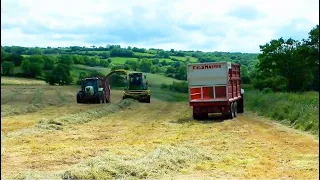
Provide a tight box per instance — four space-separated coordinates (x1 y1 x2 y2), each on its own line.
123 72 150 103
76 77 109 104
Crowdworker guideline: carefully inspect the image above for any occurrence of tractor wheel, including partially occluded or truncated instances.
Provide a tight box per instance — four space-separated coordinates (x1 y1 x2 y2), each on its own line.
77 92 82 104
146 96 150 103
101 92 105 103
96 96 101 104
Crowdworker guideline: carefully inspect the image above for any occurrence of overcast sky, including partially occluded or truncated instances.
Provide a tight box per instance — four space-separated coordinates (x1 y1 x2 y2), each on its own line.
1 0 319 53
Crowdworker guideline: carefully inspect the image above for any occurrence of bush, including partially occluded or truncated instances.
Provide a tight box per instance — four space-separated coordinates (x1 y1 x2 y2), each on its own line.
45 63 73 85
167 81 188 93
262 88 273 94
1 61 15 75
160 83 168 89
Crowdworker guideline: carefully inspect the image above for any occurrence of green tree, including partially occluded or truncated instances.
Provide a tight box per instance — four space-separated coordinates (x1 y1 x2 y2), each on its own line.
125 59 139 71
151 65 161 73
100 59 110 67
255 25 319 92
176 64 187 80
21 58 43 78
166 66 176 78
45 63 73 85
43 55 55 70
58 55 73 65
2 54 24 66
140 58 152 72
89 56 100 66
1 61 15 75
28 55 44 68
101 52 111 59
1 49 7 61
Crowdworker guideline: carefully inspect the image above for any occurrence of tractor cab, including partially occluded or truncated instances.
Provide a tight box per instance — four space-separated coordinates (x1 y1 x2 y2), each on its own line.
77 77 107 104
125 73 148 90
81 78 99 95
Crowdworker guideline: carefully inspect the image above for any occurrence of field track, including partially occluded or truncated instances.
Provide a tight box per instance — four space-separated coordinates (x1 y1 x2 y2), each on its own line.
1 84 319 179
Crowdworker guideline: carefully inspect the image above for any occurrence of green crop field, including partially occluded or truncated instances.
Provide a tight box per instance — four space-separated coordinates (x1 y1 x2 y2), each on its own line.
110 57 138 64
170 56 198 62
133 52 155 57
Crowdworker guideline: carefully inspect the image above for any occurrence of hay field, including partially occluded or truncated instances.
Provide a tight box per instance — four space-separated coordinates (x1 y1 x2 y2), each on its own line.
1 78 319 179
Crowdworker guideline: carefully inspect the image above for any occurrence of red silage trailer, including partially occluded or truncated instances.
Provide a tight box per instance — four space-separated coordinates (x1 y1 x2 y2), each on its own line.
187 62 244 120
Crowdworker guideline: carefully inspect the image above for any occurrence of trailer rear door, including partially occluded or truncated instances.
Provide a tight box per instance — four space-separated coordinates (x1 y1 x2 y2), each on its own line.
187 62 230 102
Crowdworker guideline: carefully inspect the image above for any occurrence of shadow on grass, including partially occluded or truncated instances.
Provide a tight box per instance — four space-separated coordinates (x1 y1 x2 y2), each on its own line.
171 114 229 124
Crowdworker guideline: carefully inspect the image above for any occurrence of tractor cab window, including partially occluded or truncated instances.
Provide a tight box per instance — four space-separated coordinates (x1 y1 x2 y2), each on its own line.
85 80 95 86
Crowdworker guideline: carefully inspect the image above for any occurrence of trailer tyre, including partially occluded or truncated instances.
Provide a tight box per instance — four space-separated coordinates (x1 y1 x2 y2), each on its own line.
193 113 208 120
193 113 201 120
224 103 235 119
233 102 237 118
237 95 244 113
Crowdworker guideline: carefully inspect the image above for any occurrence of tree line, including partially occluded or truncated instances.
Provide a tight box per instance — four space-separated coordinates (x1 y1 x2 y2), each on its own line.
5 23 317 92
252 25 319 92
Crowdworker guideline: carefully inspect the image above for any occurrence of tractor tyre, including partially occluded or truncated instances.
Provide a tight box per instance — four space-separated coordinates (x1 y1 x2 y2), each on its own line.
146 96 150 103
101 92 105 103
96 96 101 104
77 92 82 104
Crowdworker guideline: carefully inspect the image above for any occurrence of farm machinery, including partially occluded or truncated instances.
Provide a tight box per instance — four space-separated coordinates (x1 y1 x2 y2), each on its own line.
76 77 110 104
76 69 150 103
123 72 150 103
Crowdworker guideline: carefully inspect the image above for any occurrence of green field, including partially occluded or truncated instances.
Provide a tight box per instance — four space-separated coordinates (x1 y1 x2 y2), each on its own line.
170 56 198 62
159 58 173 63
110 57 138 64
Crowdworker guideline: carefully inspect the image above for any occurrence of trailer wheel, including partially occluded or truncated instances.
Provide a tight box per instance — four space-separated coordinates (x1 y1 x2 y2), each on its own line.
224 103 234 119
193 113 208 120
193 113 201 120
233 102 238 118
237 95 244 113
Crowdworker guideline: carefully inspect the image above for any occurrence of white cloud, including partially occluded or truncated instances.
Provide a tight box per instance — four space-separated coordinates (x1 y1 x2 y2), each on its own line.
1 0 319 52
